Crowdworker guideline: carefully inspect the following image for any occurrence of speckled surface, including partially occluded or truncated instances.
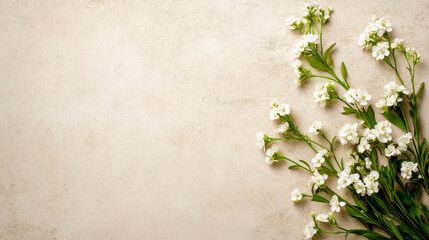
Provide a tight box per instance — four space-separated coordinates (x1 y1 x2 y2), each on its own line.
0 0 428 239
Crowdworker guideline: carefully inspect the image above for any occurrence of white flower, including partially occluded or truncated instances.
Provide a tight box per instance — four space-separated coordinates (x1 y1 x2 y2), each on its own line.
256 132 265 150
266 144 279 157
309 170 328 190
304 34 318 44
293 59 302 70
365 158 372 169
364 171 379 184
291 188 303 202
275 122 290 134
311 149 328 168
358 137 371 153
359 16 392 50
295 39 308 57
330 195 346 212
391 38 403 49
313 81 335 107
270 98 280 108
309 120 322 135
343 88 371 106
372 42 390 60
354 180 366 196
339 123 359 145
285 16 306 29
269 102 290 121
376 81 409 111
401 161 418 179
397 132 412 152
305 0 320 8
265 145 280 164
374 121 392 143
316 213 329 222
277 103 291 116
385 143 401 157
303 221 317 239
366 181 379 195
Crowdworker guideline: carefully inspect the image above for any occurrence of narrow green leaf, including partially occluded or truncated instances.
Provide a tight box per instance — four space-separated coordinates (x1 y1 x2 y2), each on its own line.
311 194 329 203
342 107 356 115
345 205 374 224
366 105 376 126
324 43 336 60
352 195 367 211
382 112 407 132
299 160 311 170
306 56 330 72
341 61 348 80
384 219 403 240
417 82 425 99
347 229 390 240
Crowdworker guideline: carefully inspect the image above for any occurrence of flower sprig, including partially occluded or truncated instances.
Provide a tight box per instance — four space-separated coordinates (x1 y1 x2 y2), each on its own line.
257 1 429 239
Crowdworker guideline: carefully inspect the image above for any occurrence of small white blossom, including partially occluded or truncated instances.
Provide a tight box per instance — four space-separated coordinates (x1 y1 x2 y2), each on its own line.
304 34 318 43
313 81 335 107
401 161 418 179
303 221 317 239
354 180 366 196
339 123 359 145
316 213 329 223
330 195 346 212
391 38 403 49
376 82 409 111
265 145 280 164
358 16 392 50
374 121 392 143
275 122 290 134
366 181 379 195
343 89 372 106
364 171 379 184
358 137 371 153
372 42 390 60
365 158 372 169
309 170 328 190
311 149 328 168
291 188 303 202
309 120 322 135
256 132 265 150
397 132 412 152
270 101 291 121
385 143 401 157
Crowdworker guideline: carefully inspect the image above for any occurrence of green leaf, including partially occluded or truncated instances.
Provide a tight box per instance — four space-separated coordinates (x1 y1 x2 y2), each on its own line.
352 195 367 211
396 190 411 205
347 229 390 240
299 160 311 170
368 195 390 215
417 82 425 99
324 43 336 60
370 147 378 167
345 205 374 224
342 106 356 115
311 194 329 203
341 62 348 81
366 105 376 127
305 56 330 72
382 112 408 132
384 219 403 240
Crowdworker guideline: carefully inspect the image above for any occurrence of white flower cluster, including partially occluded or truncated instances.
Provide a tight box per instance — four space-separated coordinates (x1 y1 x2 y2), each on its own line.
285 16 308 29
270 98 291 121
291 188 303 202
385 143 401 157
316 211 334 223
311 149 328 168
275 122 290 134
401 161 418 179
376 81 409 111
397 132 412 151
309 120 322 135
358 16 392 50
391 38 403 49
338 123 359 145
293 34 319 58
374 121 392 143
337 167 379 196
308 170 328 190
265 144 280 164
313 81 335 107
372 41 390 60
343 88 372 106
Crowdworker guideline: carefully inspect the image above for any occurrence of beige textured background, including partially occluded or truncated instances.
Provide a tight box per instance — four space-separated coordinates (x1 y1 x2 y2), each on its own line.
1 0 428 239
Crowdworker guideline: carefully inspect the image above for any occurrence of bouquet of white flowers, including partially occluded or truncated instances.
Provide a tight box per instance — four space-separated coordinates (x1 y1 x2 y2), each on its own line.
257 1 427 239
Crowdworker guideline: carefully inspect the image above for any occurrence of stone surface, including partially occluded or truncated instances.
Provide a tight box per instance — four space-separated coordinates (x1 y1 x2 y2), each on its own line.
0 0 428 239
